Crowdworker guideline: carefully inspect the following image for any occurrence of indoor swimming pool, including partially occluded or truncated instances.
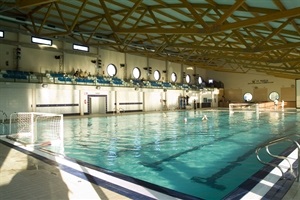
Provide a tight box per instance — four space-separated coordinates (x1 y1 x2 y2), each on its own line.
44 110 300 199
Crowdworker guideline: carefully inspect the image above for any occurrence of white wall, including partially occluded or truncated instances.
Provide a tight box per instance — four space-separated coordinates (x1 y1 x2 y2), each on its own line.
0 83 33 114
64 53 97 75
149 58 166 81
207 70 294 102
0 82 201 117
144 90 162 111
0 44 16 69
166 61 181 83
126 54 147 79
35 88 80 113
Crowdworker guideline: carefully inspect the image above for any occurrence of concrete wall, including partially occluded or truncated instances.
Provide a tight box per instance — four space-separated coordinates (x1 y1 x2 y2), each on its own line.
207 71 295 103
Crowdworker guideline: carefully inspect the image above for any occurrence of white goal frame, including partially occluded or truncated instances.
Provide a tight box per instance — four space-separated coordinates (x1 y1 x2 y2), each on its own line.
9 112 63 145
229 103 259 113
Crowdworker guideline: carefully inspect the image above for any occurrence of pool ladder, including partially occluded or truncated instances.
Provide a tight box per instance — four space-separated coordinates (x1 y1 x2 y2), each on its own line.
114 107 124 114
256 134 300 182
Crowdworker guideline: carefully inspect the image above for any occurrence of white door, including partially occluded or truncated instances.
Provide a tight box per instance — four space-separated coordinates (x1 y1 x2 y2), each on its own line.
90 96 106 114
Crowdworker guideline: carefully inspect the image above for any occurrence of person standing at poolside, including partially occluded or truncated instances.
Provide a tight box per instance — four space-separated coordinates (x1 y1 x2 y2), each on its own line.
274 98 278 110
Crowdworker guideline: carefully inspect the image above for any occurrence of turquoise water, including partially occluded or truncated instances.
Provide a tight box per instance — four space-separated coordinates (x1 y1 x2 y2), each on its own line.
61 111 299 199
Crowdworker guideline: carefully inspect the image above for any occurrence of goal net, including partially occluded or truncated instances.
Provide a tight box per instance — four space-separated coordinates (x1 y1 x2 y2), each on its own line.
229 103 259 113
8 112 63 147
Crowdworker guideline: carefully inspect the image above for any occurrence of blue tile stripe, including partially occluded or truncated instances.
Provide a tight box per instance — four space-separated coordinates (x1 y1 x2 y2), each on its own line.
36 103 79 107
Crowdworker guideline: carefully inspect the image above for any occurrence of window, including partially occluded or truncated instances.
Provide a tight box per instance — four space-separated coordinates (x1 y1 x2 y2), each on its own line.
171 72 177 82
154 70 160 80
198 76 203 84
107 63 117 77
244 93 253 102
0 31 3 38
269 91 279 101
132 67 141 79
73 44 89 52
31 36 52 46
185 74 191 83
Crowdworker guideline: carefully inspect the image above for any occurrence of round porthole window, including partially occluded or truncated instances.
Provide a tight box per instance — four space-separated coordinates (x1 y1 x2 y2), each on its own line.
185 74 191 83
154 70 160 80
171 72 177 82
132 67 141 79
269 91 279 101
107 63 117 77
244 92 253 102
198 76 203 84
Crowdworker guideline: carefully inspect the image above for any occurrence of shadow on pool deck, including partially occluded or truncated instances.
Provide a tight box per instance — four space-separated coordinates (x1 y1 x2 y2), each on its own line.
0 142 130 200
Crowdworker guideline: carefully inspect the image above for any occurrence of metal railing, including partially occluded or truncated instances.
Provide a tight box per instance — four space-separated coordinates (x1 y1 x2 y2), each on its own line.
113 107 124 114
0 110 7 134
256 134 300 182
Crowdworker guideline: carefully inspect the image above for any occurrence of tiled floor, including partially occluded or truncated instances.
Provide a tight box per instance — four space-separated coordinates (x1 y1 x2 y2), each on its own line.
0 142 130 200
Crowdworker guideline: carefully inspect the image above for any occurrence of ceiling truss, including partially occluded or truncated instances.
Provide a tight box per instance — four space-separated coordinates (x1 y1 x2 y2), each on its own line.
0 0 299 79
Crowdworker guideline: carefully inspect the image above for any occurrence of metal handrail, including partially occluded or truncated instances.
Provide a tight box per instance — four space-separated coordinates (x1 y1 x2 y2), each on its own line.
0 110 7 134
0 110 7 123
256 134 300 182
9 112 17 134
114 107 124 114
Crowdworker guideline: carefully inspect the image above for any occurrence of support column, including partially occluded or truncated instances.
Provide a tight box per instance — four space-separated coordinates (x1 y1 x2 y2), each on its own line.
79 90 85 116
143 91 146 111
115 90 119 113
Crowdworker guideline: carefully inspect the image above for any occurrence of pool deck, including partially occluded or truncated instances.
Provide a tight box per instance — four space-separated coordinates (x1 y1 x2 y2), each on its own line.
1 139 300 200
0 141 130 200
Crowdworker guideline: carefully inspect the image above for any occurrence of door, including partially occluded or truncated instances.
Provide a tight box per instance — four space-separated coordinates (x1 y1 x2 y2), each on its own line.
89 96 106 114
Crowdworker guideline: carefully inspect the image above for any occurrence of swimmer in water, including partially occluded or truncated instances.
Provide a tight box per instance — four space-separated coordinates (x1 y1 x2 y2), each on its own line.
202 115 208 121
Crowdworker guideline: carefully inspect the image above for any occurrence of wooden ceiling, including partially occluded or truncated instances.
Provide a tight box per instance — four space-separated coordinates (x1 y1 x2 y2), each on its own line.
1 0 300 79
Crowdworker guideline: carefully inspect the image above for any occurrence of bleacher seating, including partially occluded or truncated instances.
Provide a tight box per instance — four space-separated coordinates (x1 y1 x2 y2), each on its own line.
132 79 142 86
58 77 72 83
97 76 111 85
112 77 123 85
75 78 95 84
50 72 65 78
149 81 162 87
162 82 172 88
0 69 221 92
177 83 189 89
2 70 29 80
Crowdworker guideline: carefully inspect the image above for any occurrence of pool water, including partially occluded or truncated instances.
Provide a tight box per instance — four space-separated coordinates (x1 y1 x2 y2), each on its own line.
60 110 299 199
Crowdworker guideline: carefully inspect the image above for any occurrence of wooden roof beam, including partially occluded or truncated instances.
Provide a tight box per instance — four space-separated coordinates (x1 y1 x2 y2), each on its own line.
256 18 293 48
16 0 59 8
202 7 300 34
215 0 245 25
69 0 88 33
116 7 300 35
117 0 142 28
99 0 116 30
180 0 209 29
